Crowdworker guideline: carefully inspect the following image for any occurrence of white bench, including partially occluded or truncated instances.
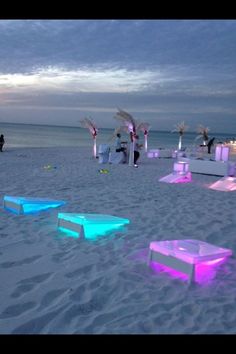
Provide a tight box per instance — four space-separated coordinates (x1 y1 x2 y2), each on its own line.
187 159 235 176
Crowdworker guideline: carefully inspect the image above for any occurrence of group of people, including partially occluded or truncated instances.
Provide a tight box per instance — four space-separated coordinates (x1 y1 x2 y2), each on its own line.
0 134 4 152
115 133 143 167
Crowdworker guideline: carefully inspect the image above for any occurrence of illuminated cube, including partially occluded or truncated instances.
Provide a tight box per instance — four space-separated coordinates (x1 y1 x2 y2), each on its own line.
173 161 189 174
215 145 230 162
3 196 66 215
147 149 159 158
58 213 130 239
148 239 232 283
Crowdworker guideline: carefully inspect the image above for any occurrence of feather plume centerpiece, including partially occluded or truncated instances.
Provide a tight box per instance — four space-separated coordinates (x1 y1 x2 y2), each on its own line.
196 124 210 146
114 108 137 166
80 117 98 158
137 122 151 152
114 108 137 137
171 121 189 150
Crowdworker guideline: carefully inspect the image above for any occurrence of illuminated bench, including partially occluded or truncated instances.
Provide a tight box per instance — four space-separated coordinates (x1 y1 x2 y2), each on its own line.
148 239 232 283
188 159 235 176
58 213 130 239
3 196 66 215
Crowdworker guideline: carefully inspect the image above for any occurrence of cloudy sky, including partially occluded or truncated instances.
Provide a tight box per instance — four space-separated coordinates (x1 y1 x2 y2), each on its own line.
0 19 236 132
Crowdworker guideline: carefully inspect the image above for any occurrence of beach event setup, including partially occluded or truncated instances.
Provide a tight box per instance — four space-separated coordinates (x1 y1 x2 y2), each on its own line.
3 196 66 215
58 213 130 239
148 239 232 283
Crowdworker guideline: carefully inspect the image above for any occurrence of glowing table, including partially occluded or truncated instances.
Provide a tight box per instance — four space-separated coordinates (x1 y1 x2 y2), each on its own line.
209 176 236 192
148 239 232 283
215 145 230 162
147 149 159 158
58 213 130 239
159 161 191 184
3 196 66 215
147 149 172 158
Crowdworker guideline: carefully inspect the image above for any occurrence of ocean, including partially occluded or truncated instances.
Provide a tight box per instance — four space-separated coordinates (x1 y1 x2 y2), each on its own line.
0 122 233 150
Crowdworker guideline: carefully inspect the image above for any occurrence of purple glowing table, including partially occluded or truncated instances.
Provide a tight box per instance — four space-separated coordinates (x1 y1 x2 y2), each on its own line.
147 149 159 158
148 239 232 283
159 161 191 184
215 144 230 162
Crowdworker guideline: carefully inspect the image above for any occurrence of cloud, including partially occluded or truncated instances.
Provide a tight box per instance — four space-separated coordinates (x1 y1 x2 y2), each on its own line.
0 20 236 132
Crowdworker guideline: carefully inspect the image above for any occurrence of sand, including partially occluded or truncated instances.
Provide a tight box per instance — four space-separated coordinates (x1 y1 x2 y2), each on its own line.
1 146 236 334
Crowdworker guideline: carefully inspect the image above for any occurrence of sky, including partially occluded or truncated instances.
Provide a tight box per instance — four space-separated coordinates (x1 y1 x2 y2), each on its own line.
0 19 236 133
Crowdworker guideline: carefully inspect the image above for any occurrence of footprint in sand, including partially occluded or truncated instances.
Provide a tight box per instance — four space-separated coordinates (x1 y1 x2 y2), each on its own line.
11 284 36 299
51 251 74 263
19 272 53 285
38 288 68 311
11 306 67 334
65 265 93 279
0 255 42 269
0 301 36 319
11 272 53 299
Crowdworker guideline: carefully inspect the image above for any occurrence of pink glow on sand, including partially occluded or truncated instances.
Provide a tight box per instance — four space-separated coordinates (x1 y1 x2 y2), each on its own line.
173 173 192 183
159 172 192 184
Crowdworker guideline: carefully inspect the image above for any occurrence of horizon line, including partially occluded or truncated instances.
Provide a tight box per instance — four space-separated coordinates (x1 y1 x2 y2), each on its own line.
0 121 233 136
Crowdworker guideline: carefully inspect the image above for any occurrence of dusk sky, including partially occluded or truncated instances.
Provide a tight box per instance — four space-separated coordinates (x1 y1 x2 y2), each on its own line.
0 19 236 133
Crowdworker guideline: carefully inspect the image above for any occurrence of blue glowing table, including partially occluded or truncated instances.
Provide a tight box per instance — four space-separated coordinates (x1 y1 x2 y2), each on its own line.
58 213 130 239
4 196 66 215
148 239 232 283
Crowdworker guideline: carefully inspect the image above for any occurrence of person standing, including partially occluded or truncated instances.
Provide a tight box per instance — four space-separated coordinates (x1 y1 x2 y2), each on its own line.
134 135 143 167
207 137 215 154
115 133 127 163
0 134 5 152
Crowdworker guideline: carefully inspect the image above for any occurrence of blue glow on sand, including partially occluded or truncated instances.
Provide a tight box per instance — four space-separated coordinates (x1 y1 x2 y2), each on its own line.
58 213 130 239
4 196 66 215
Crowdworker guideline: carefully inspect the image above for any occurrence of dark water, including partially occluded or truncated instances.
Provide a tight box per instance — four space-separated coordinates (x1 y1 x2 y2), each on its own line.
0 122 233 149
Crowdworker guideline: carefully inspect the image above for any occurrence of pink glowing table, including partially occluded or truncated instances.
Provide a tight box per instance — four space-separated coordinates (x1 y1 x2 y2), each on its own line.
148 239 232 283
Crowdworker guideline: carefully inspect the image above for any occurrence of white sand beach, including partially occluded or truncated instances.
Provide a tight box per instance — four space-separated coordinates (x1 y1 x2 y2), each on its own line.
1 146 236 334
